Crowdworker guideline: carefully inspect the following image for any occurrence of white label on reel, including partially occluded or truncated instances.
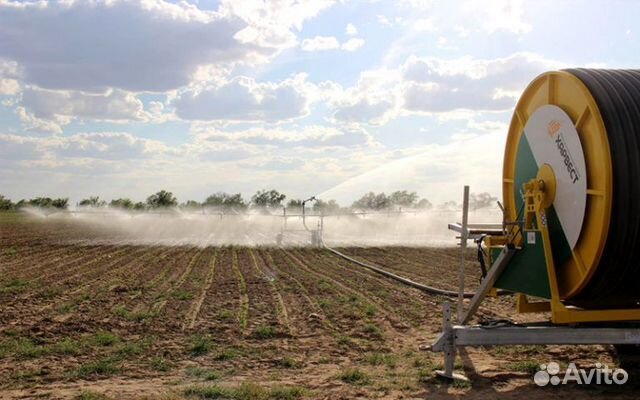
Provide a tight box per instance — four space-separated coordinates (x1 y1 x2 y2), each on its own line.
527 231 536 245
524 105 587 249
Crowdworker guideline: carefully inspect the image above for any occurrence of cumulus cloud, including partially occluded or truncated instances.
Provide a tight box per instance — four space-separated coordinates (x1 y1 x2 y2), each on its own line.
0 134 47 161
0 132 167 161
397 0 530 36
0 0 335 93
333 98 394 124
174 74 313 122
0 59 20 95
327 67 402 125
223 0 336 48
193 125 374 149
377 15 393 27
301 36 365 52
401 52 559 113
22 87 147 123
0 79 19 95
54 132 168 160
341 38 365 52
465 0 531 35
345 23 358 35
15 107 64 134
329 52 559 124
301 36 340 51
413 18 435 32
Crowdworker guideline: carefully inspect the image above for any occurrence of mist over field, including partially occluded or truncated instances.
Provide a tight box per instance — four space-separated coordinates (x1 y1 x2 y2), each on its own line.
23 207 503 247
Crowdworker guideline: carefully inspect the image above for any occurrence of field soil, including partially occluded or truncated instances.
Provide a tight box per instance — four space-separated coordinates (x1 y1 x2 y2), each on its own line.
0 212 636 399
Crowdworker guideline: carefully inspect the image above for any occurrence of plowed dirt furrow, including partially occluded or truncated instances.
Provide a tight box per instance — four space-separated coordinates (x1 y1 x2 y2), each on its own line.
236 248 280 336
2 245 107 278
56 248 194 334
341 246 479 291
0 244 74 269
269 249 351 332
140 247 200 298
254 249 322 337
26 246 131 285
299 249 431 325
149 247 207 315
389 247 480 291
287 249 393 312
231 248 250 333
362 246 476 271
0 227 92 245
0 247 168 330
182 248 218 330
151 247 211 330
192 249 243 336
105 246 201 323
0 247 139 305
34 247 165 311
248 248 291 335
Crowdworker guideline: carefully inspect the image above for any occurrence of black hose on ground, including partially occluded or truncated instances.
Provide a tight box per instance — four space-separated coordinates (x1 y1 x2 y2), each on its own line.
323 245 491 298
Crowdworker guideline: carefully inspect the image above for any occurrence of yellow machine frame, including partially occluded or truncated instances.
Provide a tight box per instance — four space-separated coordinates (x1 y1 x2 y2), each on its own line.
510 176 640 324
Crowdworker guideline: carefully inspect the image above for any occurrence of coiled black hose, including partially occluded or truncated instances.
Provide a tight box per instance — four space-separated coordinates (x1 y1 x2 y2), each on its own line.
565 69 640 308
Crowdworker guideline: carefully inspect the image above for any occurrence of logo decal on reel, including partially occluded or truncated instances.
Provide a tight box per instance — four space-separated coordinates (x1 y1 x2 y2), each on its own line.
548 120 561 137
546 120 580 184
553 130 580 184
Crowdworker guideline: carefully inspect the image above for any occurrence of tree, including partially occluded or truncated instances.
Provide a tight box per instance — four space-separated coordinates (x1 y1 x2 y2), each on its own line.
251 189 286 209
351 192 392 210
146 190 177 208
110 198 134 209
181 200 202 210
204 192 247 211
389 190 419 208
133 202 147 211
0 195 13 210
79 196 106 207
287 199 302 208
28 197 53 208
469 192 497 210
16 197 67 209
438 200 458 210
416 198 433 209
313 199 340 214
51 198 69 209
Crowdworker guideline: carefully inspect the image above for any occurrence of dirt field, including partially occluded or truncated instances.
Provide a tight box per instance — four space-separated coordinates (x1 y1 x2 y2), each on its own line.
0 212 635 399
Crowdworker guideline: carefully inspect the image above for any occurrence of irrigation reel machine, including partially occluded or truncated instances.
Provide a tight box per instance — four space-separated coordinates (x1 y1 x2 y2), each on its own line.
429 69 640 380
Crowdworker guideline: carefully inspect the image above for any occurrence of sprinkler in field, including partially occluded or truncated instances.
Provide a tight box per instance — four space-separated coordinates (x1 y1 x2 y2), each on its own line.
302 196 324 247
301 196 316 231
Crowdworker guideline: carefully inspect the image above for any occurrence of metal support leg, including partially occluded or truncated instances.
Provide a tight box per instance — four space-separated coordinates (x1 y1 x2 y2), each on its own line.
457 186 470 323
435 302 469 381
443 302 454 376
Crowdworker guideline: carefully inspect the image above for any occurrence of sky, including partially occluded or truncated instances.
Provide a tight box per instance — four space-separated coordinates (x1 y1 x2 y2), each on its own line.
0 0 638 206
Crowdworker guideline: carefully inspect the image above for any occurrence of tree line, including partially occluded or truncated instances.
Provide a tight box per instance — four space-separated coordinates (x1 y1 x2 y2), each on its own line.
0 190 497 212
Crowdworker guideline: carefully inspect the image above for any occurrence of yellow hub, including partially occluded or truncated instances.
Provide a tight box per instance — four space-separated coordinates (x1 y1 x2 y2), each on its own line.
536 164 556 209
